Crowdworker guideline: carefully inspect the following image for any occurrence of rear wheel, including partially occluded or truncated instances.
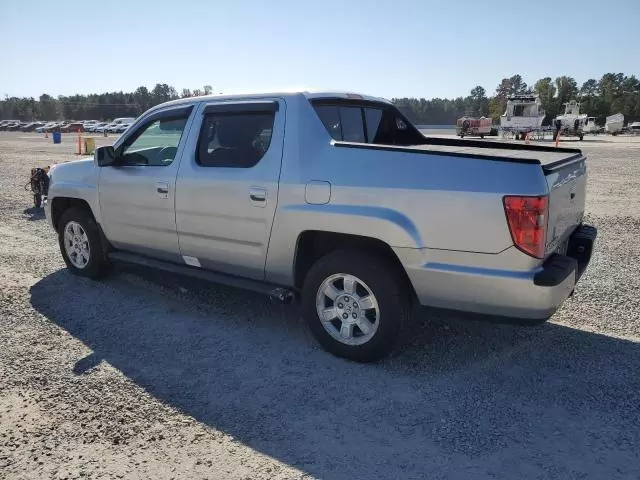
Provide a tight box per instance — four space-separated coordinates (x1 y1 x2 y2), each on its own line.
58 207 108 278
301 250 411 362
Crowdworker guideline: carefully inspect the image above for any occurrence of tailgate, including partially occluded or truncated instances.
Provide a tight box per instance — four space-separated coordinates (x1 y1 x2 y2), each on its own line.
544 156 587 256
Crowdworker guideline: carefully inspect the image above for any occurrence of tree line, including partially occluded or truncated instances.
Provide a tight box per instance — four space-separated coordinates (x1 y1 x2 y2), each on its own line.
1 74 639 126
395 73 639 125
0 84 214 122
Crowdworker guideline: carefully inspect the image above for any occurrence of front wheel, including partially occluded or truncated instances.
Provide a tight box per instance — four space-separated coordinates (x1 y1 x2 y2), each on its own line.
301 250 411 362
58 207 108 278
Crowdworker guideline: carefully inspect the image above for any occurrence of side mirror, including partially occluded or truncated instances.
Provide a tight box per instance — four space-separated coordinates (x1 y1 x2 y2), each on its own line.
95 146 117 166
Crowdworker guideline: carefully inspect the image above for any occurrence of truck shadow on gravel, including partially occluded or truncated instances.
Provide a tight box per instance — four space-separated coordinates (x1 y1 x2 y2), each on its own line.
30 268 640 479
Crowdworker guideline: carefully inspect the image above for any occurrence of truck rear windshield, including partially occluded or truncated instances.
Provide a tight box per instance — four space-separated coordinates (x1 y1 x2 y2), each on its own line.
311 100 426 146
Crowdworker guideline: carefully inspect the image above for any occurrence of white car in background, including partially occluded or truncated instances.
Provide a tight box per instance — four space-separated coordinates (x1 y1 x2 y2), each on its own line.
94 123 112 133
87 122 108 132
35 122 58 133
114 123 132 134
82 120 99 130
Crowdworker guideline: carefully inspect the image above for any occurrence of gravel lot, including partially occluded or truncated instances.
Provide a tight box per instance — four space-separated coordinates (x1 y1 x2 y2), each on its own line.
1 131 639 479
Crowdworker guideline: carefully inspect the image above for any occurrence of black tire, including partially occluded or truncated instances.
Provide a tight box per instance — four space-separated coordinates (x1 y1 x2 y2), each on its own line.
301 250 411 362
579 134 584 141
34 193 41 208
480 134 485 139
58 207 107 278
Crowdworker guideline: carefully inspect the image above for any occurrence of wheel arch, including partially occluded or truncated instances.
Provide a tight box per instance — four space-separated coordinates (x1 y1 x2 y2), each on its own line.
51 197 94 231
292 230 416 299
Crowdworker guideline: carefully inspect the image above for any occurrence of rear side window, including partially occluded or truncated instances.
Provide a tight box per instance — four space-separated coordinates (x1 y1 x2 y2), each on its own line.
314 105 364 142
312 101 424 146
314 106 341 140
364 108 383 142
197 112 274 168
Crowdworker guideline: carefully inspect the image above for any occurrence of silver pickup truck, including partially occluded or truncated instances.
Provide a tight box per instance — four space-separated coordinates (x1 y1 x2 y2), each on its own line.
45 91 596 362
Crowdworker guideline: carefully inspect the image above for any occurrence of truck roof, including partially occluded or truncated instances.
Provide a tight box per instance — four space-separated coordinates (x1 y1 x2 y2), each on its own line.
146 91 391 114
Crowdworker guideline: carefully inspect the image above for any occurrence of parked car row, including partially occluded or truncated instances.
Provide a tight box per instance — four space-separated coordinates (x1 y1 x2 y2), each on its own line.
0 120 46 132
0 117 137 134
88 120 133 134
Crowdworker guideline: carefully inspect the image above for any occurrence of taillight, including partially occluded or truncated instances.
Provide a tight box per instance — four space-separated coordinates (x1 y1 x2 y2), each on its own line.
503 195 548 258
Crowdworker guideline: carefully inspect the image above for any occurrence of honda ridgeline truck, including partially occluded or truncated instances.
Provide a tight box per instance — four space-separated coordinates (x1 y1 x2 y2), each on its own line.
45 91 597 362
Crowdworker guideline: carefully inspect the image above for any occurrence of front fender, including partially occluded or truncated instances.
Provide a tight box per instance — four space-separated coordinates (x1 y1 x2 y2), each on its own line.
46 159 101 228
48 181 102 228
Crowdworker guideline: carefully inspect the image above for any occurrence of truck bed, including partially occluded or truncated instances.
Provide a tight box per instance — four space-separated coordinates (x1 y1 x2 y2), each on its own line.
415 143 578 166
420 136 584 170
335 136 584 173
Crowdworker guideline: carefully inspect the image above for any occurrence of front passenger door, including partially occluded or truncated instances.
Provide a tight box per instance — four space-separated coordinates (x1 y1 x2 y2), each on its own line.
98 106 194 262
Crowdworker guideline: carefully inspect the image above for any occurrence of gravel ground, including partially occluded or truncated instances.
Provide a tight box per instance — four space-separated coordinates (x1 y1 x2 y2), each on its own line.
1 131 639 480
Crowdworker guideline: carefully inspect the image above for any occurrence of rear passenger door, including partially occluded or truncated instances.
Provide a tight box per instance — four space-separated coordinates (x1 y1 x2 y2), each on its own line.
175 100 285 280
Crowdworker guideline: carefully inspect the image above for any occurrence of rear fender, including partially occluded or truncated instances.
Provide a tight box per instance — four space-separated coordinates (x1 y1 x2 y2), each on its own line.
265 203 422 285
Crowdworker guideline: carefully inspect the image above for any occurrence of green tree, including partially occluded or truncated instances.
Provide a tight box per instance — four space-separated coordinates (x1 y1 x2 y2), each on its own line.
508 74 528 95
555 76 578 105
133 86 153 113
534 77 557 121
151 83 178 105
469 86 489 116
579 79 598 97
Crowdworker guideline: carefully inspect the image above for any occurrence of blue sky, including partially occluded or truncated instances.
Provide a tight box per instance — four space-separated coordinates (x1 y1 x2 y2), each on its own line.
1 0 638 100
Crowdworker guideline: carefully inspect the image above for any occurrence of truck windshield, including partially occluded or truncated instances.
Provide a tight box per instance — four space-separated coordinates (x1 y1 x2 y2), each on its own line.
311 100 426 146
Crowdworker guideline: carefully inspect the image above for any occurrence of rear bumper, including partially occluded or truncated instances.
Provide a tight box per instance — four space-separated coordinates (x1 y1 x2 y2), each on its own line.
399 224 597 320
534 224 597 288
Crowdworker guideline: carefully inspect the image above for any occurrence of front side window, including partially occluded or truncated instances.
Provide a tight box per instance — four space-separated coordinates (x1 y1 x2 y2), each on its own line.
197 112 274 168
120 115 189 166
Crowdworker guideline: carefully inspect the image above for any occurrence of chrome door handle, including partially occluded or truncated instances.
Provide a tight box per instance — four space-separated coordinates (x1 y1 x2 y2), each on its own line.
156 181 169 199
249 187 267 207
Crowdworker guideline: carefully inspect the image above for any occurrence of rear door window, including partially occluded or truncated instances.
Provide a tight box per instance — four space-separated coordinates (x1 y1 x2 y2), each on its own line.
197 112 275 168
